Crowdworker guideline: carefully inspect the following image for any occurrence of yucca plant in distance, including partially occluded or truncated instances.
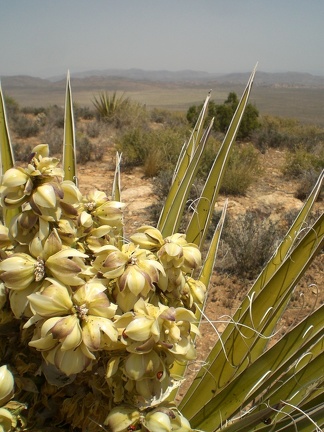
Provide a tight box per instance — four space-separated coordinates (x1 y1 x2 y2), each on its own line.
0 68 323 432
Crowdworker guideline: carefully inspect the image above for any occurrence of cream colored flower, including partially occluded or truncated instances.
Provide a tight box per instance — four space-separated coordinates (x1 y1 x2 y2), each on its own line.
0 253 37 291
0 366 14 407
28 278 73 317
182 276 206 308
104 405 140 432
123 350 161 381
42 342 94 376
0 225 11 249
9 282 40 318
80 190 125 229
73 281 116 318
144 409 172 432
0 408 14 432
117 298 198 362
157 233 201 273
144 407 192 432
0 167 30 208
8 207 39 245
96 243 164 310
130 225 164 251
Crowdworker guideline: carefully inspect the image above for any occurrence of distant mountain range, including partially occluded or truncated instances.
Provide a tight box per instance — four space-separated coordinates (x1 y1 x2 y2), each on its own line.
2 69 324 88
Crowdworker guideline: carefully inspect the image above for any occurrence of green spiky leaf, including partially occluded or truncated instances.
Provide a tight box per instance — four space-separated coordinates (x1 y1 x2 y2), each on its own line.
63 71 77 185
0 82 19 226
185 65 257 247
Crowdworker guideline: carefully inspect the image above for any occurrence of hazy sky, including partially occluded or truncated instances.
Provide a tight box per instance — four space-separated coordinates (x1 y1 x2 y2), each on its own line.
0 0 323 78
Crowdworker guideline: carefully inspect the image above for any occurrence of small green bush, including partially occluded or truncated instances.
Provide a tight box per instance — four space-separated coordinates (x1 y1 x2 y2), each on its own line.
86 120 101 138
4 95 19 117
116 126 184 174
40 126 63 155
150 108 188 128
44 105 64 128
21 106 46 116
283 145 324 179
222 211 282 278
187 92 260 140
12 142 33 162
295 168 324 201
74 104 95 120
13 114 40 138
254 115 324 152
76 135 93 164
220 143 261 195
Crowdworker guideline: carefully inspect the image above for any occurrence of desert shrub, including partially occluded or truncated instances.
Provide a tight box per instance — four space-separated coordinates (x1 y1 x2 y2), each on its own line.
44 105 64 128
196 136 222 180
187 93 260 140
12 142 33 162
254 116 296 151
254 115 324 152
77 135 93 164
116 127 146 167
222 211 282 278
149 169 174 223
21 106 46 116
86 119 101 138
13 114 40 138
3 95 19 117
92 142 104 161
93 91 148 130
283 145 324 179
220 143 261 195
116 126 184 174
74 104 95 120
150 108 188 128
295 168 324 201
40 126 62 155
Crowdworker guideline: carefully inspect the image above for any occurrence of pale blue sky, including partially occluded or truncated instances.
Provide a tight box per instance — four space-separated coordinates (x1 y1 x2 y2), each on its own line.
0 0 323 78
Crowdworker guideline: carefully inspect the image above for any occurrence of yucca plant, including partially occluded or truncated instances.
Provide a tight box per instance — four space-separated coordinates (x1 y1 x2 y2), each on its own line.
92 91 131 121
0 66 323 432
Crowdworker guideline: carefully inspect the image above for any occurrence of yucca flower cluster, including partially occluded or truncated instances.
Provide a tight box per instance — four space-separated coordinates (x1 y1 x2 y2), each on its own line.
0 145 205 431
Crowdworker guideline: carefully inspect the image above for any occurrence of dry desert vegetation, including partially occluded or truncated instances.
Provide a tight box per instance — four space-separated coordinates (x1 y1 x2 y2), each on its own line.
8 106 323 378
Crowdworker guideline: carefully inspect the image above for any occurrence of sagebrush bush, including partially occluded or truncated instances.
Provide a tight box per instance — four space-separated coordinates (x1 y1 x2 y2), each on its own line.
222 211 282 278
12 114 40 138
150 108 188 128
220 143 261 195
12 142 33 162
44 105 64 128
85 119 101 138
74 104 95 120
76 135 93 164
283 145 324 179
116 126 184 174
295 168 324 201
40 126 63 155
254 115 324 152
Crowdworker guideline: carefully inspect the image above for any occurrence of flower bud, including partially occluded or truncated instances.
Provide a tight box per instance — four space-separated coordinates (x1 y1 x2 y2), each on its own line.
0 366 14 406
0 407 14 432
130 226 164 250
144 409 171 432
104 405 140 432
0 253 36 290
